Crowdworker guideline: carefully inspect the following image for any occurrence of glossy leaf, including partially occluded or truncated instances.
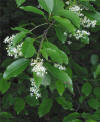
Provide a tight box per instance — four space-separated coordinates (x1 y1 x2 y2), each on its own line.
14 97 25 114
25 95 39 107
95 64 100 77
43 42 68 64
56 80 65 96
38 0 54 14
0 112 13 119
81 82 92 96
93 87 100 98
63 112 80 122
56 97 73 110
52 0 64 15
53 16 76 34
22 37 36 58
16 0 26 7
45 63 73 93
88 98 100 110
58 10 80 28
38 98 53 117
12 32 26 45
0 79 11 94
55 26 67 43
3 58 29 80
86 120 97 122
20 6 44 16
90 54 99 65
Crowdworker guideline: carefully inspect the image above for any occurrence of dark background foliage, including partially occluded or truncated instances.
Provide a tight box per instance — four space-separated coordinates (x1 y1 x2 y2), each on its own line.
0 0 100 122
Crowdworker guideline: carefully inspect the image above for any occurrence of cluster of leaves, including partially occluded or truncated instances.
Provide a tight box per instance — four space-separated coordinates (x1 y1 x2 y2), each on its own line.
0 0 100 121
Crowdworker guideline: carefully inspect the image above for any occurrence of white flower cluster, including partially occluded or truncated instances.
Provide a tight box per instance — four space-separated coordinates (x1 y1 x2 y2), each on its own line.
74 30 90 40
30 78 41 99
67 4 97 41
81 16 97 28
4 35 23 58
31 58 47 77
69 5 83 17
69 5 96 28
69 5 82 12
67 41 72 45
54 63 66 70
65 1 70 5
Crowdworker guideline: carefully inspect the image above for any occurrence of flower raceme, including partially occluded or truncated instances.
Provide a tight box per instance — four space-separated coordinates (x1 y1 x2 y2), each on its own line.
63 4 96 43
30 58 47 77
30 78 41 99
4 35 23 58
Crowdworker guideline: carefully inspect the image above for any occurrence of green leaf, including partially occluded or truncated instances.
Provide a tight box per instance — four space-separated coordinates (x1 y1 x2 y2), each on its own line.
41 48 48 60
0 79 11 94
69 119 82 122
70 59 88 77
81 82 92 96
43 42 68 64
95 64 100 77
59 50 68 65
22 37 36 58
93 87 100 98
46 48 63 64
81 36 89 44
86 120 97 122
0 112 13 119
63 112 80 122
55 26 67 43
53 16 76 34
45 63 73 93
38 98 53 117
58 10 80 28
3 58 29 80
12 27 32 34
88 98 100 110
56 80 65 96
20 6 44 16
25 95 39 107
14 97 25 114
38 0 54 14
84 11 100 25
12 32 26 45
81 112 93 120
90 54 99 65
56 97 73 110
52 0 64 15
16 0 26 7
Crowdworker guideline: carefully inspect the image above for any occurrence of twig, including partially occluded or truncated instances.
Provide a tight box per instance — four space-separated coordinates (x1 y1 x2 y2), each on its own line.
30 23 48 32
36 21 54 58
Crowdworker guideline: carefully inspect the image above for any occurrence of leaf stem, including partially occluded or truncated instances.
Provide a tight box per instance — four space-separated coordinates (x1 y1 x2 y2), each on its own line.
30 23 48 32
36 21 54 58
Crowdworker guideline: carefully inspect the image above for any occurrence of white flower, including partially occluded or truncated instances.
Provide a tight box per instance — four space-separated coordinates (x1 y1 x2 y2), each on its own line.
67 41 72 45
4 35 15 44
91 20 97 28
54 63 66 70
6 43 23 58
31 58 47 77
81 16 97 28
30 78 41 99
64 32 67 36
4 34 23 58
69 5 82 12
74 30 90 40
65 1 70 5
